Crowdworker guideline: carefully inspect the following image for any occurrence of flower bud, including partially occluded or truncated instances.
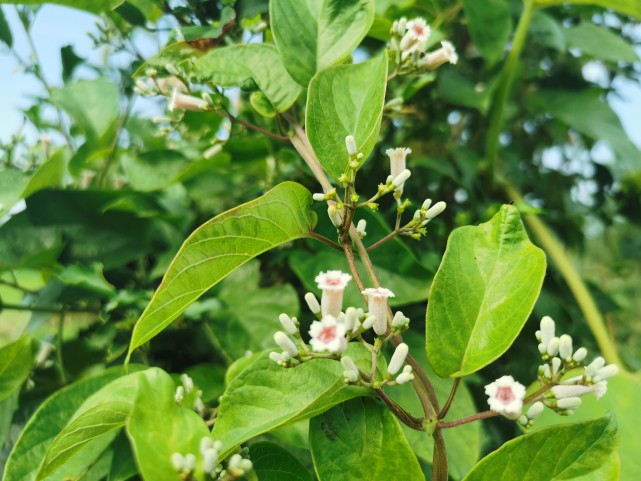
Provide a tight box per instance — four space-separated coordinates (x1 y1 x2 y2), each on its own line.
558 334 573 360
557 397 582 409
174 386 184 404
361 315 376 330
356 219 367 236
345 135 357 156
279 313 298 335
546 337 559 357
269 352 284 364
240 459 253 472
396 372 414 384
388 343 409 375
327 205 344 228
274 331 298 357
540 316 555 346
169 89 208 112
425 201 446 219
312 193 326 201
526 401 544 420
422 198 432 210
341 355 359 375
392 169 411 189
304 292 321 316
165 63 180 76
203 448 218 472
595 364 618 380
184 453 196 471
572 347 588 363
180 374 194 392
391 311 409 328
171 453 185 471
344 307 358 331
228 454 242 470
585 356 605 378
551 357 561 377
204 144 222 159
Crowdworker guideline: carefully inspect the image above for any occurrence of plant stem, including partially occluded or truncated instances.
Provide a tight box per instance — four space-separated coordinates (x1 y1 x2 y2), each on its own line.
56 312 67 384
438 410 498 429
504 185 624 366
227 114 289 142
438 377 460 419
485 0 535 185
309 232 343 252
367 229 401 252
432 429 449 481
97 96 134 187
375 388 424 430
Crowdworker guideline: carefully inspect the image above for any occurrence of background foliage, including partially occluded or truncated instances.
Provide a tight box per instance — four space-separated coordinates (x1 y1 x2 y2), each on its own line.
0 0 640 479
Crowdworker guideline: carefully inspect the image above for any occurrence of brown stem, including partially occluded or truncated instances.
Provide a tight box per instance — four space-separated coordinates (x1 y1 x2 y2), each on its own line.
438 377 460 419
228 114 289 142
438 410 498 429
309 232 343 252
376 388 424 430
432 429 448 481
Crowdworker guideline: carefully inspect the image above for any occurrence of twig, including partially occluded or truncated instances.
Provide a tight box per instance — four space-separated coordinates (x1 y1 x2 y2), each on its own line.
438 377 460 419
308 232 343 252
376 388 423 430
438 410 498 429
56 312 67 384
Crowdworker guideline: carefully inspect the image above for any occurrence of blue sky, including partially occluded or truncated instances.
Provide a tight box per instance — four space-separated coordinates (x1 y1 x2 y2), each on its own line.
0 5 640 147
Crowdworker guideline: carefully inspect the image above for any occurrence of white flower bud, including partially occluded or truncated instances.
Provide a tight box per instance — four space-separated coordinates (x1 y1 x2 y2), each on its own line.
239 459 253 472
572 347 588 363
269 351 285 364
538 343 547 355
552 381 607 400
526 401 544 420
200 437 214 454
180 374 194 392
184 453 196 471
391 311 409 328
228 454 242 470
356 219 367 235
171 453 185 471
304 292 321 315
165 63 180 76
345 135 357 155
392 169 411 189
169 89 208 112
546 337 559 356
559 334 573 360
585 356 605 378
361 315 376 330
388 343 409 375
422 198 432 210
279 313 298 335
551 357 561 377
543 364 551 379
535 330 542 342
395 372 414 384
344 307 358 331
595 364 618 380
274 331 298 357
557 397 582 409
341 355 359 375
203 144 222 159
213 440 223 451
312 193 326 201
344 370 358 382
403 365 413 374
540 316 555 346
327 205 344 228
425 201 446 219
203 448 218 472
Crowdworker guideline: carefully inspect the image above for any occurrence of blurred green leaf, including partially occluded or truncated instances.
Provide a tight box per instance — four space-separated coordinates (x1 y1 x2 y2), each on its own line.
212 356 371 458
461 0 512 67
55 262 115 297
51 79 120 141
0 336 32 402
113 1 146 26
307 53 387 181
535 0 641 20
3 367 131 481
310 397 424 480
126 369 210 481
529 11 565 51
250 442 313 481
564 23 639 63
61 44 84 82
0 7 12 47
193 44 301 112
426 205 546 377
270 0 375 85
127 182 316 361
438 70 497 115
0 215 63 270
463 414 619 480
0 0 123 14
108 432 138 481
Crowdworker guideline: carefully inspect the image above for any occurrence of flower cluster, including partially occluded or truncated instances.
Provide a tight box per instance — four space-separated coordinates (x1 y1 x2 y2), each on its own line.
171 437 252 480
269 270 414 388
485 316 618 425
388 17 458 74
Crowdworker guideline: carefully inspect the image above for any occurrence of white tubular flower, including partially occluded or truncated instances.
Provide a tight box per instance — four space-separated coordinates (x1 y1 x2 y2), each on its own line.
558 334 573 360
547 338 559 357
184 453 196 471
485 375 526 420
391 311 410 328
361 315 376 331
356 219 367 237
341 355 359 382
400 17 430 55
171 453 186 471
386 148 412 189
542 364 552 379
279 313 298 335
540 316 556 347
203 448 218 472
572 347 588 363
309 315 347 353
362 287 395 336
157 76 188 94
557 397 582 409
274 331 299 357
584 356 605 378
388 343 409 375
315 270 352 317
304 292 321 316
312 193 326 201
203 144 222 159
392 169 411 190
422 198 432 210
327 205 344 228
552 381 608 400
345 135 358 156
239 459 253 472
526 401 544 420
421 40 458 70
594 364 618 381
396 371 414 384
168 89 208 112
425 201 446 220
344 307 359 331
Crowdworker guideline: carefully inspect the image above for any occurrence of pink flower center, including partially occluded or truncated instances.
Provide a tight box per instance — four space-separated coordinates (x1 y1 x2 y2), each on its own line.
496 386 515 404
412 25 425 37
325 278 342 286
317 325 337 343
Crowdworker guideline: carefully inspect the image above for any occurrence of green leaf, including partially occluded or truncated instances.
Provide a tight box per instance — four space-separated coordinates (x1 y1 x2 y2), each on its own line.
529 11 565 51
387 335 480 480
306 53 387 181
0 336 32 402
127 182 316 361
108 432 138 481
51 79 120 141
437 70 498 115
463 414 618 480
426 205 546 377
36 370 148 479
270 0 375 85
535 0 641 20
126 369 210 481
529 89 641 177
309 397 424 480
212 356 371 458
564 23 639 63
0 0 123 14
61 44 84 82
192 44 301 112
3 367 130 481
460 0 512 67
55 262 115 297
532 372 640 480
132 42 204 78
0 7 12 47
250 442 313 481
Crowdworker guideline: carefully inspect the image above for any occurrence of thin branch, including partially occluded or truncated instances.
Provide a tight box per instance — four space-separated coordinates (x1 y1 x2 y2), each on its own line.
56 312 67 384
308 232 343 252
376 388 424 430
0 303 99 314
227 114 290 142
366 229 406 252
438 377 460 419
438 410 498 429
97 96 135 187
